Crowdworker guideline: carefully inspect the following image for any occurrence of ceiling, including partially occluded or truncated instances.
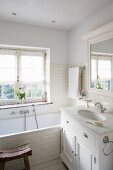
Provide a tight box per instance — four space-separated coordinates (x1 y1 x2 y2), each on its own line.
0 0 113 30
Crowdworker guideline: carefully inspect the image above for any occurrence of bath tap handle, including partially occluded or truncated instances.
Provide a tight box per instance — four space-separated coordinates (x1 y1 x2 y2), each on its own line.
19 110 24 115
24 110 29 114
19 110 29 115
10 111 16 115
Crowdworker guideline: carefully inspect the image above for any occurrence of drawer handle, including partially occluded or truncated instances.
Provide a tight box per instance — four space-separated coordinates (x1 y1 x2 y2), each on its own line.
83 133 88 138
66 121 69 123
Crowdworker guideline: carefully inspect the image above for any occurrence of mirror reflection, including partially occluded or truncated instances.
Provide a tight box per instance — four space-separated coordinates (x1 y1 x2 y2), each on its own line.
90 38 113 91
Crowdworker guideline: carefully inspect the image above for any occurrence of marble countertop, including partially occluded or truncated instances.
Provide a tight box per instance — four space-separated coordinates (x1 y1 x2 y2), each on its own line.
61 105 113 135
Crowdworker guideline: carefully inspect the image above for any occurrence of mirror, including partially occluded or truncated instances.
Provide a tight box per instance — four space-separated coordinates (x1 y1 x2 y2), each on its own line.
90 38 113 91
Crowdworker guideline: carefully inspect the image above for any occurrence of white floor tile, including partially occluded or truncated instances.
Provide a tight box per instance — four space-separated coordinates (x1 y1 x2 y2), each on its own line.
32 159 68 170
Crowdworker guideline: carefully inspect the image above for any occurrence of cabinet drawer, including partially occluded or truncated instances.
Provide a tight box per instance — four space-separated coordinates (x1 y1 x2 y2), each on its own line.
62 117 73 129
61 115 75 132
78 127 95 152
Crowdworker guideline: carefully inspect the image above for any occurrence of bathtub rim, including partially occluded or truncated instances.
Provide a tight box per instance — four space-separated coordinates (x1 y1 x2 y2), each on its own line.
0 124 61 139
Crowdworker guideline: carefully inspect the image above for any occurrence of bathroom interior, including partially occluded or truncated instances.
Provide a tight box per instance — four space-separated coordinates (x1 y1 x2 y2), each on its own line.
0 0 113 170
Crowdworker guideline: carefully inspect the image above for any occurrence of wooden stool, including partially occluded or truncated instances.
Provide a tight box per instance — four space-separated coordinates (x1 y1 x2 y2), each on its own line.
0 144 32 170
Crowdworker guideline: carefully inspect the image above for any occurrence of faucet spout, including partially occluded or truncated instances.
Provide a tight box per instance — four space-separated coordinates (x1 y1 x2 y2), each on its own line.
95 102 106 113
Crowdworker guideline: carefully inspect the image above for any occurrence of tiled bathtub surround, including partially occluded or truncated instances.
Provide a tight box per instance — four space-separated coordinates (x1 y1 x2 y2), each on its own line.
0 108 60 136
49 64 70 112
0 126 61 170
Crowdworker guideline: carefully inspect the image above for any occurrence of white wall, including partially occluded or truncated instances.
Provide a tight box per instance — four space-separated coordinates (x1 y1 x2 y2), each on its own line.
69 2 113 65
0 20 69 64
0 20 70 113
69 2 113 106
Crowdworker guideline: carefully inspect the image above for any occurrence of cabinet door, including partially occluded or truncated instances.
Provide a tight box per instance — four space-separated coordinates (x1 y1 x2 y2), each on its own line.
62 129 76 169
76 142 92 170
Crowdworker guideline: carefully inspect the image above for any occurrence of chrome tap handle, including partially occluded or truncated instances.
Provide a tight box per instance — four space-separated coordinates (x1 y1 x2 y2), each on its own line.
95 102 107 113
24 110 29 114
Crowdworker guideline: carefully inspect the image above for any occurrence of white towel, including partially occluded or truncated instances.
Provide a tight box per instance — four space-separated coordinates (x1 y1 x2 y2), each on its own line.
68 67 81 99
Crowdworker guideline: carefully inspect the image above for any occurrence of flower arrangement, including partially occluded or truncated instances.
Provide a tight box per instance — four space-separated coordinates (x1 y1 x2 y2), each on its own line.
96 75 103 89
15 88 26 104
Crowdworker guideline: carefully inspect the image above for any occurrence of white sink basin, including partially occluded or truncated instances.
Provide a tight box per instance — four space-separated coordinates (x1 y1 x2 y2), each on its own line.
77 109 107 121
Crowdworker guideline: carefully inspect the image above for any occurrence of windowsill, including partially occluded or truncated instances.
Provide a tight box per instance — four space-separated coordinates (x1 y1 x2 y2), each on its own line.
0 101 53 110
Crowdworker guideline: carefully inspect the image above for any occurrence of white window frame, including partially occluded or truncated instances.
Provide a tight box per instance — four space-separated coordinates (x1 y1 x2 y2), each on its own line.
0 48 47 105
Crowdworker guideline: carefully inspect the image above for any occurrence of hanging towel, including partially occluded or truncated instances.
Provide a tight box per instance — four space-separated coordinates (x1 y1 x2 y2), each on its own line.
68 67 81 99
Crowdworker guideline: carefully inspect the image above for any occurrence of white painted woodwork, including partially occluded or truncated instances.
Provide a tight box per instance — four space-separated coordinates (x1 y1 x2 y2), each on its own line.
62 129 76 169
77 142 92 170
60 109 113 170
82 21 113 97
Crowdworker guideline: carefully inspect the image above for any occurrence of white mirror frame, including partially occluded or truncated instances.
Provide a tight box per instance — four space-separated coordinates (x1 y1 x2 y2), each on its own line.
82 22 113 97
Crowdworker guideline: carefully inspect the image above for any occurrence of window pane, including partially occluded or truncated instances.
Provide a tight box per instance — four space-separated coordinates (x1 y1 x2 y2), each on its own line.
0 53 16 100
91 59 97 80
0 54 16 82
98 60 111 79
20 55 44 82
21 82 45 98
3 84 14 99
20 54 46 99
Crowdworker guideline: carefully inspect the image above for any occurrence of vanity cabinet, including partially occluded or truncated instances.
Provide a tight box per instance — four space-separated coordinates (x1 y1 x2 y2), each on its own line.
60 109 113 170
60 113 95 170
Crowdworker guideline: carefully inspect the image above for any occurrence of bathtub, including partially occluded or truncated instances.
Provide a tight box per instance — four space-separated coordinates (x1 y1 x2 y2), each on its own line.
0 104 61 170
0 105 61 137
0 124 61 170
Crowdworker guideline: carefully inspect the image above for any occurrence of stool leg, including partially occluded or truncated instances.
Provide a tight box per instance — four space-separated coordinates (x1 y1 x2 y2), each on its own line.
0 162 5 170
24 156 30 170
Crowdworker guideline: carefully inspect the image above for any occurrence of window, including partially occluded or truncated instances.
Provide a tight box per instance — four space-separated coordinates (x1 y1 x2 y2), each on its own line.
0 48 47 104
91 54 112 90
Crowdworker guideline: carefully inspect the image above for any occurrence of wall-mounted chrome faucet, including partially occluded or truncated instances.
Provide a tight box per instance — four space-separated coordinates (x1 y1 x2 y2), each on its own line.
95 102 107 113
19 110 29 115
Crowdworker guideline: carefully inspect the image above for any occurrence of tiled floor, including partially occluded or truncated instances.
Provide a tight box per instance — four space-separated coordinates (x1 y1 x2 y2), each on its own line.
32 159 68 170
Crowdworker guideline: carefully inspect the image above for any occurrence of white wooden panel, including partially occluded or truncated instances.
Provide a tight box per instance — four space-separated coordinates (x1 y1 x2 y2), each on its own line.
63 129 76 169
77 143 92 170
